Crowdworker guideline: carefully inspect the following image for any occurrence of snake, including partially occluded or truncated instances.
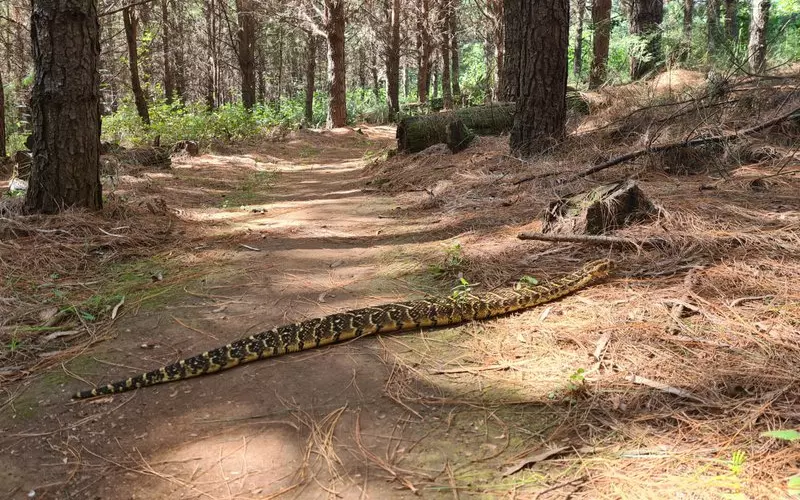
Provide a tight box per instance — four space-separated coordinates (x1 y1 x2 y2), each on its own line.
74 259 613 399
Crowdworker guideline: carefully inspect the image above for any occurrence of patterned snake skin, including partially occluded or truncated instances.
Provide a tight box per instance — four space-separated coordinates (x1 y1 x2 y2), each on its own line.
74 259 613 399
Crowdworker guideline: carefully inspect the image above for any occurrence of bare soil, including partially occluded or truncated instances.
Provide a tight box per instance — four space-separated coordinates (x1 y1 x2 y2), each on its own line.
2 76 800 499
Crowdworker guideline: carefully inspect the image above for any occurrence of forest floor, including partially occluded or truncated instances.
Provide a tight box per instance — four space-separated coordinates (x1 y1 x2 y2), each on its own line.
1 71 800 499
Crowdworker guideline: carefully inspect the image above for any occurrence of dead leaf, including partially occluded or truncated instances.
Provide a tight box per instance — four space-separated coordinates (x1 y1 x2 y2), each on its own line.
38 306 59 323
538 306 552 322
111 296 125 320
502 445 570 476
42 330 79 342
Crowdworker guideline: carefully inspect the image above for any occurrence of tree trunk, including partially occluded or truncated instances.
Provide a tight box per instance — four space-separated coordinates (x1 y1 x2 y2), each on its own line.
276 25 283 111
487 0 504 101
386 0 401 120
432 59 440 99
305 32 316 124
707 0 721 58
573 0 586 79
748 0 770 72
449 0 461 101
588 0 611 89
499 0 521 101
325 0 346 128
358 44 367 97
724 0 738 42
161 0 174 104
0 67 5 157
173 0 186 102
235 0 257 110
257 45 266 104
371 52 381 100
26 0 102 213
509 0 568 158
628 0 664 80
681 0 693 61
439 0 453 110
416 0 433 103
123 7 150 124
204 0 218 110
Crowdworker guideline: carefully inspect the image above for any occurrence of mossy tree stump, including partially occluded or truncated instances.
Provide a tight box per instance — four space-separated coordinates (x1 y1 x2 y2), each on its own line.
543 180 657 235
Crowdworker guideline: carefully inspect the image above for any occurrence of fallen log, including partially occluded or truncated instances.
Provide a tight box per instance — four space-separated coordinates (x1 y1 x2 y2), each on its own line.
445 119 476 153
396 103 515 153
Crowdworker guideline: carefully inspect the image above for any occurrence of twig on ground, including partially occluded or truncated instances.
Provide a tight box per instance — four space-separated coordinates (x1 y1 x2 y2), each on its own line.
517 232 640 246
729 295 774 307
626 374 707 404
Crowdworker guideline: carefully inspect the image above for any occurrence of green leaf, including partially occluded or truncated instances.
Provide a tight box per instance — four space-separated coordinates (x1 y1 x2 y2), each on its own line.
787 475 800 495
761 430 800 441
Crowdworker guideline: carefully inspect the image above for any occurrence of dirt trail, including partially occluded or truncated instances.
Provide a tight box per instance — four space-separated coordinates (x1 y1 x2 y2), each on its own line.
4 117 798 499
1 127 466 499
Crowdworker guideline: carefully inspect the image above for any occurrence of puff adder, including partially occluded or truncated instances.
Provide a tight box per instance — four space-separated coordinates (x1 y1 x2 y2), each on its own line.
74 259 613 399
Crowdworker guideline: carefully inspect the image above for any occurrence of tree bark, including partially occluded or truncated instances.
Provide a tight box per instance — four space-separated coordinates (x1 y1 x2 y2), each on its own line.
371 52 381 100
173 0 186 102
724 0 738 42
123 7 150 124
235 0 257 110
628 0 664 80
26 0 102 213
325 0 347 128
487 0 503 101
204 0 219 110
416 0 433 103
256 45 266 104
509 0 569 158
573 0 586 79
748 0 770 73
439 0 453 110
0 67 5 158
305 32 316 125
449 0 461 101
499 0 521 102
707 0 721 58
161 0 174 104
588 0 611 89
386 0 401 120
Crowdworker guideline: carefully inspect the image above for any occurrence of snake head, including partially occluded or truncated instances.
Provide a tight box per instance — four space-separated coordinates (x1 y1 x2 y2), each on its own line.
583 258 615 278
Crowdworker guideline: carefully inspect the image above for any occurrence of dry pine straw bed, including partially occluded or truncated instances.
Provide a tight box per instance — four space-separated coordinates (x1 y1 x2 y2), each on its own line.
0 195 182 392
0 72 796 497
362 74 799 496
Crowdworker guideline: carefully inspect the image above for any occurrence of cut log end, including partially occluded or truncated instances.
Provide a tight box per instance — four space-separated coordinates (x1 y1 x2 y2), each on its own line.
445 120 476 153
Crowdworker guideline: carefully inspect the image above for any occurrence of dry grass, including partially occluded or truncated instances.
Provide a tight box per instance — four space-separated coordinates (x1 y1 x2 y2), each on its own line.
361 70 800 498
1 71 797 498
0 186 181 391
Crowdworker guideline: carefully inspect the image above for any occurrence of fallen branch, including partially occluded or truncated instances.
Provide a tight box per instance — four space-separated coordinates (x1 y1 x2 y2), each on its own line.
517 232 641 246
514 104 800 186
560 104 800 184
